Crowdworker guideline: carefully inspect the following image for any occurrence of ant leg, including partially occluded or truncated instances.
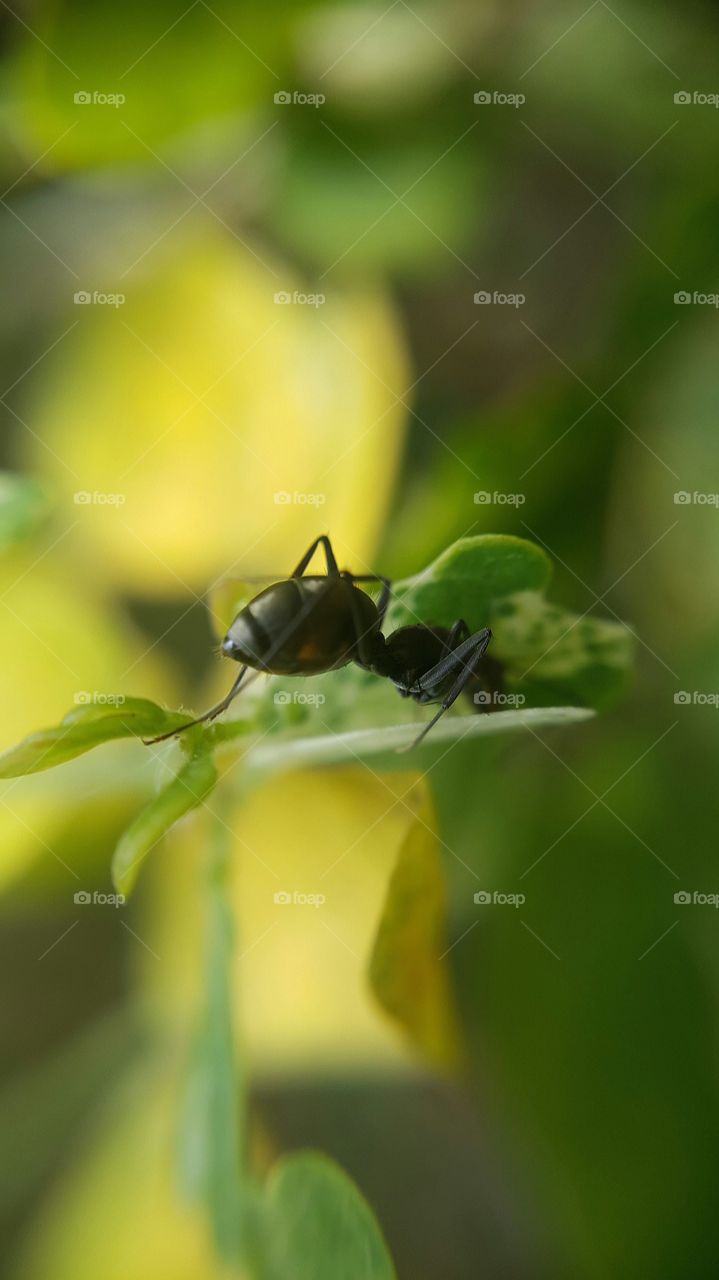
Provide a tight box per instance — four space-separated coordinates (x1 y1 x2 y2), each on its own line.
291 538 389 619
399 627 492 752
446 618 470 649
143 666 250 745
291 535 339 578
415 627 491 693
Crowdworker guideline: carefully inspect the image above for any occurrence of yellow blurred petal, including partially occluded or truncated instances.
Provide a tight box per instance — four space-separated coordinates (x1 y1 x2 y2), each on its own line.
0 551 174 887
26 234 408 596
0 552 174 748
231 768 425 1073
369 795 463 1071
140 766 436 1072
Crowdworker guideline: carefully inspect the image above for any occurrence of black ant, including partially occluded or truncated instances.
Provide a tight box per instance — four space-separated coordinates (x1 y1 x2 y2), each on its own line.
145 535 492 751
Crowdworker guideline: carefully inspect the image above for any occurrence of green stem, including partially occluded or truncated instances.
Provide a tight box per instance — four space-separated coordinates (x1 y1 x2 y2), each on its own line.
204 797 246 1265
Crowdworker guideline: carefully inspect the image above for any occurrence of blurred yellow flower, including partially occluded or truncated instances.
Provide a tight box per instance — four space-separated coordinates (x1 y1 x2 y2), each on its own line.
141 765 432 1072
0 552 174 888
25 233 409 596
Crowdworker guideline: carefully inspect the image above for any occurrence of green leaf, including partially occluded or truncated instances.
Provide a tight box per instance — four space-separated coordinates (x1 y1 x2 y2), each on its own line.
256 1151 396 1280
112 748 218 896
369 796 462 1070
388 535 632 711
0 698 190 778
492 590 633 710
246 706 595 773
388 534 552 630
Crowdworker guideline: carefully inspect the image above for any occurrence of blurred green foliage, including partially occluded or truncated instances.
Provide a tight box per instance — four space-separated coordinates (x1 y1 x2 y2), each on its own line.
1 0 718 1277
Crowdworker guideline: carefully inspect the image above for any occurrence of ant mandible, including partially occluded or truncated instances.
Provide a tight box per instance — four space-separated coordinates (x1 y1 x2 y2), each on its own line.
145 535 492 752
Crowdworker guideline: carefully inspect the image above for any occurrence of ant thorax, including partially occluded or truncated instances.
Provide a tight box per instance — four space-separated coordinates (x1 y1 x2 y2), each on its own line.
373 624 451 690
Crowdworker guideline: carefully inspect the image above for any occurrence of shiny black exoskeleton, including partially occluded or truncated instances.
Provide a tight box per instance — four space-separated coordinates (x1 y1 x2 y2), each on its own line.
146 536 492 750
